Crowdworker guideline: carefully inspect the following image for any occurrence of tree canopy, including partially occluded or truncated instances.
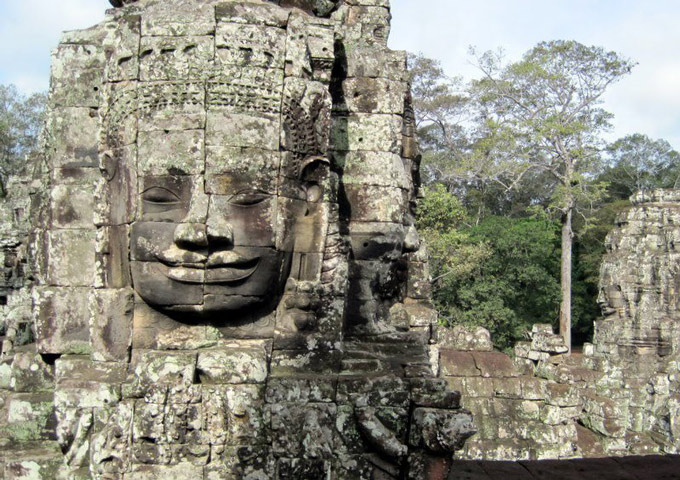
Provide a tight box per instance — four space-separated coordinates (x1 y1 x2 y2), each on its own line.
409 42 680 351
0 84 46 196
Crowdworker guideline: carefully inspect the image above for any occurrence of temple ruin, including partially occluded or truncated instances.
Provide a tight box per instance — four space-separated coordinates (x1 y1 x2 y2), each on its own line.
0 0 679 479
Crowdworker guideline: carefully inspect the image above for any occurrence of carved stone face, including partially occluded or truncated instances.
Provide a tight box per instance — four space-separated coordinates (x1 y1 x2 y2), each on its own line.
129 152 301 316
100 2 334 320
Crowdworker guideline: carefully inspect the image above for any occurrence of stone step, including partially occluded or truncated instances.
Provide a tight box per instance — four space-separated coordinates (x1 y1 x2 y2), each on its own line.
447 455 680 480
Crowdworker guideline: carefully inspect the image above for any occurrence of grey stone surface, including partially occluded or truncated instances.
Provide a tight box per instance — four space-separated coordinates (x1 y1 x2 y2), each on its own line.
0 0 473 477
3 0 679 474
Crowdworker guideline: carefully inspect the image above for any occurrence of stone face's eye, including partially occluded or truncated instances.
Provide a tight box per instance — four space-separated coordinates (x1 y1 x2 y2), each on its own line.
142 186 181 204
228 190 269 206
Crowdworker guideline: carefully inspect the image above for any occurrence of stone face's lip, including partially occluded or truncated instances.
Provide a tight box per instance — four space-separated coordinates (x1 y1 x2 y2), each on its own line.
204 262 259 283
163 256 260 284
206 251 254 268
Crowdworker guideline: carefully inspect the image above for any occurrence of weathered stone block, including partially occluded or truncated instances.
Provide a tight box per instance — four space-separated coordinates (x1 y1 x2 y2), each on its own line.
411 379 461 410
541 404 581 425
205 147 280 195
196 344 268 384
133 351 196 392
207 445 274 479
439 350 480 377
389 303 437 329
277 458 332 479
337 375 410 408
50 185 95 229
531 331 569 354
535 361 573 384
333 150 409 189
546 383 581 407
206 111 281 150
345 46 407 80
514 341 532 358
216 23 286 68
55 357 127 385
265 377 337 404
0 359 12 390
461 377 494 399
9 353 54 393
2 393 55 443
55 380 120 409
128 463 204 480
492 377 523 399
581 393 628 438
270 403 337 458
472 352 519 378
215 1 290 27
50 44 104 107
138 129 205 175
434 325 493 352
270 348 341 375
331 114 402 153
139 36 214 81
46 230 96 287
88 288 134 362
520 377 547 400
336 77 408 114
409 408 475 453
142 1 215 36
341 6 392 46
34 287 91 355
514 399 542 421
47 107 100 169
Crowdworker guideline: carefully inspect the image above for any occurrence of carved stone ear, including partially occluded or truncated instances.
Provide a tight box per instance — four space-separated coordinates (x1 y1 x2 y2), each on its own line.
299 156 330 202
299 155 329 182
99 150 117 182
290 156 333 282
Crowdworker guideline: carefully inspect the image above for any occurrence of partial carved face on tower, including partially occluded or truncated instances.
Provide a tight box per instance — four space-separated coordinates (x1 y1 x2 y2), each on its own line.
102 2 334 319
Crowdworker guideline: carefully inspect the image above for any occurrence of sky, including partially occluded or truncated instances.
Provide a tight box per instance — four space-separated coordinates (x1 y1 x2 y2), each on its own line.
388 0 680 149
1 0 679 148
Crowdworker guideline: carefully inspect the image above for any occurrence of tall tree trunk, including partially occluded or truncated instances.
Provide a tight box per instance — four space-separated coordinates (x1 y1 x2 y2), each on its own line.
559 199 573 354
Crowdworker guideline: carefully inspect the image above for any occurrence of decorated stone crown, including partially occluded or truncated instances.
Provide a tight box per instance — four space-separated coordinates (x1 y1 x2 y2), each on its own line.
109 0 343 17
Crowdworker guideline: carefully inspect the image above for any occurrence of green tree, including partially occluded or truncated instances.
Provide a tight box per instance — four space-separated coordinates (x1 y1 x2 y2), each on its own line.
0 84 46 197
469 40 635 351
417 186 561 350
416 184 489 283
603 133 680 198
407 53 471 189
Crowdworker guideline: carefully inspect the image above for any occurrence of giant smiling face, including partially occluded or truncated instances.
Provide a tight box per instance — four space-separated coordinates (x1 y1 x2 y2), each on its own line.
103 2 334 320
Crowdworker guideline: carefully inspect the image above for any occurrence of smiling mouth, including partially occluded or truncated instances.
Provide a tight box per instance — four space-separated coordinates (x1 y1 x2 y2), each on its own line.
160 253 260 284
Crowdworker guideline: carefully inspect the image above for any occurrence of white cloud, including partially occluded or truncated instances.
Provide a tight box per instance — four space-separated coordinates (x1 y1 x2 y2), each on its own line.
0 0 105 93
389 0 680 149
1 0 679 149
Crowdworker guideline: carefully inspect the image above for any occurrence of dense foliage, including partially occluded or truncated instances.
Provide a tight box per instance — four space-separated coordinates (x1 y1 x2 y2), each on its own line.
418 186 561 350
410 44 678 351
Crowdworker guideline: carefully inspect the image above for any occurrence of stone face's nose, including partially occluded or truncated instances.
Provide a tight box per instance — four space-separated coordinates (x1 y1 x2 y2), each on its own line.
403 225 420 252
174 222 208 250
207 216 234 247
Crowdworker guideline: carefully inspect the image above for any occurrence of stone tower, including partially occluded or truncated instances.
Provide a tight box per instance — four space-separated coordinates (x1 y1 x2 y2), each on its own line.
0 1 474 478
